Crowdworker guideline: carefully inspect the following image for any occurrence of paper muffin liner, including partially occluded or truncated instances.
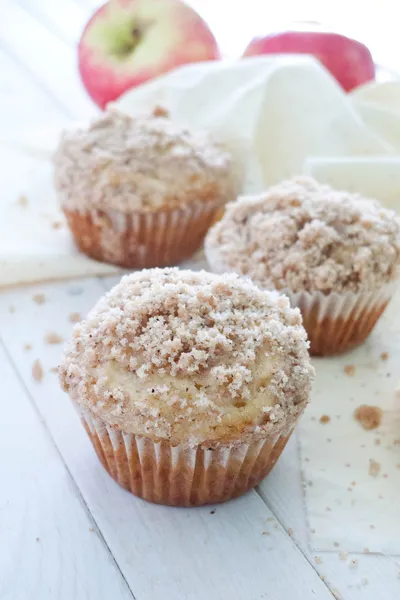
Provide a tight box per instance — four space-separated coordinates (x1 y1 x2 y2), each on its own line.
64 200 224 269
284 281 398 356
78 406 297 507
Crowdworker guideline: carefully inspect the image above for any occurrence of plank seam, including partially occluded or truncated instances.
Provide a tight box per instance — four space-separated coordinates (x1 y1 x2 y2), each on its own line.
0 337 137 600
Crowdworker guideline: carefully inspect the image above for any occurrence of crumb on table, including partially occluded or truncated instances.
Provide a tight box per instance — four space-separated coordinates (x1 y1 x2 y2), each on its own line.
44 332 63 345
32 294 46 305
319 415 331 424
344 364 356 376
354 405 382 430
17 194 28 207
69 312 82 324
32 359 43 382
368 459 380 477
380 351 389 361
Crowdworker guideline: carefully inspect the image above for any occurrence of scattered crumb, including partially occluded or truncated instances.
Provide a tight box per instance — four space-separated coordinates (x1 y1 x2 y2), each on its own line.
363 547 370 554
32 359 43 382
51 221 62 230
368 459 380 477
333 542 340 548
44 332 63 345
320 414 331 424
32 294 46 305
35 537 40 542
287 528 293 537
69 312 82 324
319 575 326 581
375 438 381 446
210 509 215 515
262 531 269 535
397 464 400 470
49 367 58 374
89 527 94 532
351 481 356 486
153 105 169 117
24 343 32 351
344 364 356 376
17 194 28 207
332 590 341 600
9 305 15 313
315 556 323 565
354 405 382 430
383 473 388 478
349 559 358 569
339 551 348 561
380 352 389 361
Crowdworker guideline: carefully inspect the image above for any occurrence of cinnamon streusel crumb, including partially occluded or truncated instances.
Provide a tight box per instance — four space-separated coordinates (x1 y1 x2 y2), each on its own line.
354 405 382 430
205 177 400 294
59 269 313 445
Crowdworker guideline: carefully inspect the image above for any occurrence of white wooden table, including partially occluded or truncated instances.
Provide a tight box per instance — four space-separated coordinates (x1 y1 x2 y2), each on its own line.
1 2 400 599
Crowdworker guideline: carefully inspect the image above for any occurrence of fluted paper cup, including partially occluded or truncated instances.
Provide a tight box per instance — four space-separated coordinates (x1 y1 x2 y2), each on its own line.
64 200 224 269
284 282 398 356
78 406 298 507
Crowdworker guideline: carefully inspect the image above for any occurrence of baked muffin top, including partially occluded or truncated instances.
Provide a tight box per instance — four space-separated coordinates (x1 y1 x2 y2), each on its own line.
205 177 400 294
59 268 313 447
53 108 238 214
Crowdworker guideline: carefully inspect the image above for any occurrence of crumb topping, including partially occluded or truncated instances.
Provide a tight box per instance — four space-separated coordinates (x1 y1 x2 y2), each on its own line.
59 268 313 445
205 177 400 293
54 108 238 214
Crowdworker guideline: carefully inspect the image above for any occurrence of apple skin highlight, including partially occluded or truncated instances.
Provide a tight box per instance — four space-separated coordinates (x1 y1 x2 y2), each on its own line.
78 0 220 108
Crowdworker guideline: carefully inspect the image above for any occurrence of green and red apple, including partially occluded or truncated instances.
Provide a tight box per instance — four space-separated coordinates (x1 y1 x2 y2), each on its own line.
79 0 220 108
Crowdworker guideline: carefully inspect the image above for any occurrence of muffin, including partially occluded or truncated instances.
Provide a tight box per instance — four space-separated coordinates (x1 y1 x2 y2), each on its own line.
53 107 239 268
59 268 313 506
205 177 400 356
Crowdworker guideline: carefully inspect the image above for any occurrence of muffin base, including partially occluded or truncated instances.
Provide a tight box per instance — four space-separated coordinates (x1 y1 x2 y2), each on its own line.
286 284 396 356
64 202 224 269
80 408 296 507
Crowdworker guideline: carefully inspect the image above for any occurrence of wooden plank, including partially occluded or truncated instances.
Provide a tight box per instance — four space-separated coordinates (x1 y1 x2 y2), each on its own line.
0 1 97 119
16 0 89 47
0 278 334 600
258 435 400 599
0 343 133 600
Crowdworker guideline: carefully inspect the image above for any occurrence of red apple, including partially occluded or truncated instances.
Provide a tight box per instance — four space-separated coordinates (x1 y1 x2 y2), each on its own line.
78 0 220 109
243 31 375 92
